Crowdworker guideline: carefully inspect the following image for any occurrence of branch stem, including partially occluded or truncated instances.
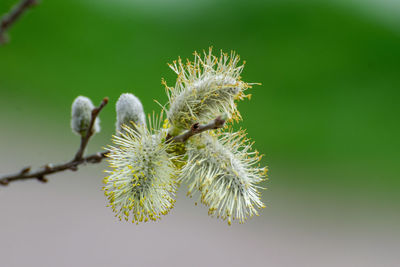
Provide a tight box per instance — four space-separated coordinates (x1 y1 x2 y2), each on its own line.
171 116 226 143
0 98 109 186
0 101 225 186
0 0 38 45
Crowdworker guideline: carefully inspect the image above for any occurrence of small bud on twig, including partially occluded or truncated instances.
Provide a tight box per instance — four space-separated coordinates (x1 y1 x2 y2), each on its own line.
116 93 146 135
44 164 52 171
71 96 100 137
37 175 48 183
20 166 31 174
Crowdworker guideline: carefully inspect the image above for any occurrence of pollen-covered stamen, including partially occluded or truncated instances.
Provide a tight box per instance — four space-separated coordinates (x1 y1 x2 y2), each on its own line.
180 131 267 225
165 48 253 134
103 121 178 224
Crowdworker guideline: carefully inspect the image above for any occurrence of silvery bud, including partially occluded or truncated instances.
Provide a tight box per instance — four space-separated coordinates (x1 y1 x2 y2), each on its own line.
71 96 100 136
116 93 146 134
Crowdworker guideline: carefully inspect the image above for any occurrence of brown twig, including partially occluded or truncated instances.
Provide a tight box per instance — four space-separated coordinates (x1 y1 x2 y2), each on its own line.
0 98 109 186
0 100 224 186
171 116 226 143
0 0 39 45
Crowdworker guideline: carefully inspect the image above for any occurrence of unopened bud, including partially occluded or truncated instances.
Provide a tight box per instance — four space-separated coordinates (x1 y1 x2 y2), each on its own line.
116 93 146 134
71 96 100 136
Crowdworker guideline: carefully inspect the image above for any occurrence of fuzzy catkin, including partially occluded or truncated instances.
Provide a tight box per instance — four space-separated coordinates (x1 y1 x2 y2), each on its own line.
165 49 250 135
180 131 267 225
115 93 146 134
103 121 178 224
103 48 267 225
71 96 100 136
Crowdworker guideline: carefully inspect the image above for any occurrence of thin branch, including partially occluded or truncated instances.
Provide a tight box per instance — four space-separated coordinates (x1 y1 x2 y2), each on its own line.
0 100 225 186
0 98 109 186
0 0 38 45
171 116 226 143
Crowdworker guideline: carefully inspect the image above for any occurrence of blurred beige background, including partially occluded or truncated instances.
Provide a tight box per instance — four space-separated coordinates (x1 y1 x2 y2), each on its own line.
0 119 398 266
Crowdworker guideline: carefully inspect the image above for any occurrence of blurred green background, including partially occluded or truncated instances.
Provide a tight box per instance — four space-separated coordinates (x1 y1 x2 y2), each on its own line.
1 0 399 266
